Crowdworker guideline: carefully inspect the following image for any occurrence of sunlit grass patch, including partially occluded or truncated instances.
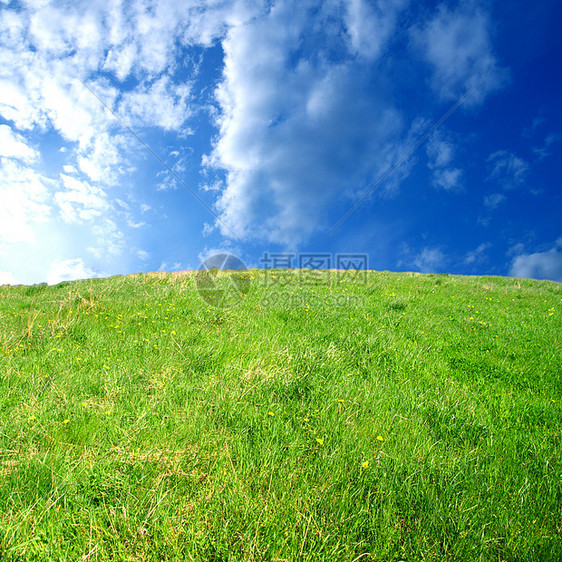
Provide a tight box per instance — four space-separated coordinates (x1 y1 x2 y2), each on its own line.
0 271 560 559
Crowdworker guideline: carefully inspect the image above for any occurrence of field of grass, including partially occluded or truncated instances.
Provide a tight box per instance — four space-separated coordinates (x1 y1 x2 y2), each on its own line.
0 269 560 560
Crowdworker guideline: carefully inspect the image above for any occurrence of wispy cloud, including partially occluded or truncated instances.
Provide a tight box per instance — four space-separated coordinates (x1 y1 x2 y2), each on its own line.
483 193 506 209
487 150 529 189
464 242 491 265
399 245 447 273
532 133 561 161
426 131 462 191
54 174 109 223
411 3 508 106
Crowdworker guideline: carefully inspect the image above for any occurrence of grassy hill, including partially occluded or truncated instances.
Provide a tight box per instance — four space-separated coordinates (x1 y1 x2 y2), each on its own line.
0 270 560 560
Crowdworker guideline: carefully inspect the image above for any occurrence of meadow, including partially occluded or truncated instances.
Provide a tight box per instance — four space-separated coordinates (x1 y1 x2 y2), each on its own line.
0 269 560 560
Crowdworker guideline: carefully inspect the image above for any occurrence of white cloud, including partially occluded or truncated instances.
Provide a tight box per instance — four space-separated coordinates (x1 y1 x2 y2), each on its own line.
426 132 462 190
47 258 98 285
208 0 409 244
118 76 192 131
432 167 462 191
427 134 454 168
532 133 561 161
54 174 109 223
487 150 529 189
411 3 508 105
400 245 447 273
465 242 491 265
87 218 125 259
484 193 506 209
103 42 138 82
0 271 19 285
506 242 525 257
76 132 130 185
344 0 407 60
159 261 182 272
0 125 39 162
412 247 446 273
510 242 562 282
0 158 53 243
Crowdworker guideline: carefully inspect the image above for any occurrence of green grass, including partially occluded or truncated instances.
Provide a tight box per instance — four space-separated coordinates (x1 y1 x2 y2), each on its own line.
0 269 560 560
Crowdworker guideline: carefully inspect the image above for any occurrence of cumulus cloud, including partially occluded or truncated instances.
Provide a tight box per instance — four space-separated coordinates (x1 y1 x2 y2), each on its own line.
344 0 407 60
510 241 562 282
76 132 130 186
47 258 98 285
208 0 410 245
411 3 508 105
0 125 39 162
0 271 19 286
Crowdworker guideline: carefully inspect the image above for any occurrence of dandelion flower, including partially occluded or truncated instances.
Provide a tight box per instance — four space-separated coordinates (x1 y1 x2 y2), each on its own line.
377 435 384 442
316 438 323 445
81 401 88 407
304 417 310 422
268 412 274 417
62 419 70 424
338 399 345 403
362 461 369 468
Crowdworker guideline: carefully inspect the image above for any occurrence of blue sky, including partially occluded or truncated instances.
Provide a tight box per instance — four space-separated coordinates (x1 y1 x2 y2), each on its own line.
0 0 561 285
